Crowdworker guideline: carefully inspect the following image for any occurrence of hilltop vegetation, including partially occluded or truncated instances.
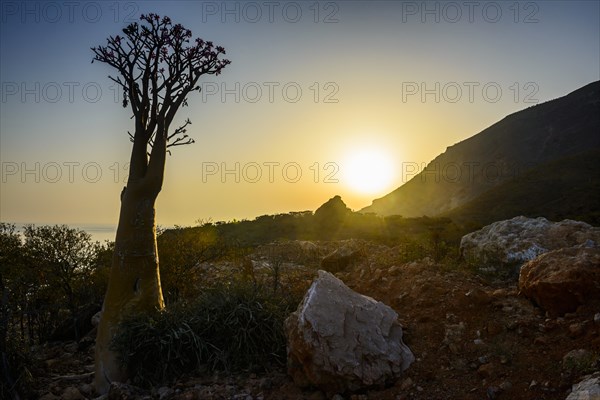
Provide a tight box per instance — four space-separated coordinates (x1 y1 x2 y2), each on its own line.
205 196 464 255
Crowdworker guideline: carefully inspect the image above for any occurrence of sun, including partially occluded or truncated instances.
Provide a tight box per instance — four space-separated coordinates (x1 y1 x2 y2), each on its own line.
342 147 396 195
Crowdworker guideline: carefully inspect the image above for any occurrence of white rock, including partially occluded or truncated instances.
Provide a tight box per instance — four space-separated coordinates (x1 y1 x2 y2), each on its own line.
566 373 600 400
285 270 414 394
459 216 600 276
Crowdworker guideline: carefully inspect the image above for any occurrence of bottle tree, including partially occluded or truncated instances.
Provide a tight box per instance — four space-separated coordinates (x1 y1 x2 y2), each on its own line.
91 13 230 393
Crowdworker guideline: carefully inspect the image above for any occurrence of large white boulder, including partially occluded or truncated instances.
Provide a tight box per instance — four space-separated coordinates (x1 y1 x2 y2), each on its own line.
566 373 600 400
284 270 414 395
460 216 600 278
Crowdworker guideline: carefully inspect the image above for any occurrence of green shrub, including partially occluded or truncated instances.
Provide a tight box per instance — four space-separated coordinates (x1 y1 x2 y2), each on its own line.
110 281 300 386
563 351 599 375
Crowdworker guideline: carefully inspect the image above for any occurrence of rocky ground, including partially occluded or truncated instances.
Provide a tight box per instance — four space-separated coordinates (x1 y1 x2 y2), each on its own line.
28 239 600 400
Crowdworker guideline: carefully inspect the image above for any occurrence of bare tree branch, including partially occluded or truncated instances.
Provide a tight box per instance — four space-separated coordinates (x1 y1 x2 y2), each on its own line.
92 13 230 187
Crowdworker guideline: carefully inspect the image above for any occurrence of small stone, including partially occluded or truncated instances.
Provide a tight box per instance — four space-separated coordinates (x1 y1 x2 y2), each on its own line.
446 313 457 321
157 386 175 399
478 356 489 364
416 386 424 392
500 356 509 365
107 382 148 399
477 363 494 379
486 386 499 399
45 358 60 368
389 265 402 275
529 380 538 389
499 381 512 391
474 339 484 345
533 336 548 345
569 322 586 337
400 377 413 390
78 384 93 396
332 395 344 400
60 387 84 400
465 288 491 305
372 268 383 281
542 320 558 332
594 313 600 324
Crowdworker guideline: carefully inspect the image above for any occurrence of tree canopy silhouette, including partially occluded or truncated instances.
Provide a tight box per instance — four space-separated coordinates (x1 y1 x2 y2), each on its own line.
91 13 230 394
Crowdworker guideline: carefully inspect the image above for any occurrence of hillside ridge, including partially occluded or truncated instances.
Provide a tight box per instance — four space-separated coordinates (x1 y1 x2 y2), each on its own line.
361 81 600 218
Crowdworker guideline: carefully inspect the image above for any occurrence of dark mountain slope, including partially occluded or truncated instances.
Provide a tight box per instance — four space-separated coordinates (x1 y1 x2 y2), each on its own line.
362 81 600 217
442 149 600 227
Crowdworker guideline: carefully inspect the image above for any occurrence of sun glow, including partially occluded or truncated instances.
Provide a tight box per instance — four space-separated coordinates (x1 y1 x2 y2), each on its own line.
342 147 396 195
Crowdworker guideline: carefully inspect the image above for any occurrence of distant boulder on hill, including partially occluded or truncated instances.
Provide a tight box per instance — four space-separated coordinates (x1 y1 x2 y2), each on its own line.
314 195 352 237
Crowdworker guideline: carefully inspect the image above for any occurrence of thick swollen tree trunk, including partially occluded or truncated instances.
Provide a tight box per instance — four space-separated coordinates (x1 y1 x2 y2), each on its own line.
91 15 230 393
95 131 166 393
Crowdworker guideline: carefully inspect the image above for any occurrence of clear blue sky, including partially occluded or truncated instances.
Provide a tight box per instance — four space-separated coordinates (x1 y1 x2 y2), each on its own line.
1 1 599 230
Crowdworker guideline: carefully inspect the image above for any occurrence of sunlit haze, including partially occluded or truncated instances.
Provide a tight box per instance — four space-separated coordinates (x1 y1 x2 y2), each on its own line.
342 146 397 195
1 1 599 235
